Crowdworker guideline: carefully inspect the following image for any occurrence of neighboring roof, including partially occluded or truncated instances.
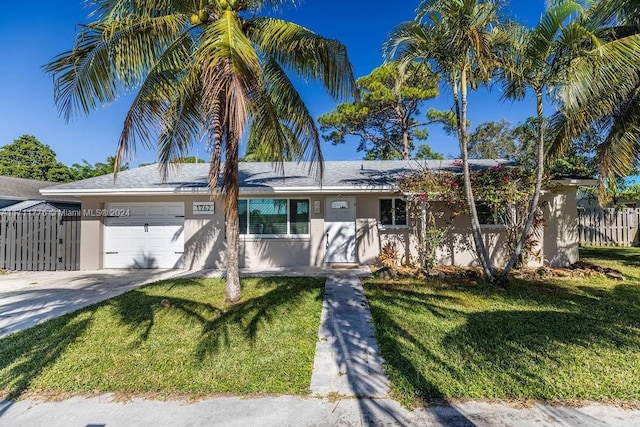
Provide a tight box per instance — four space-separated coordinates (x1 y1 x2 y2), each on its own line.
0 176 79 203
0 200 81 212
41 160 517 196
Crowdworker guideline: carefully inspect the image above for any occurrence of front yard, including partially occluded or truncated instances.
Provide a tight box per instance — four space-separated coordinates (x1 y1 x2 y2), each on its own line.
2 247 639 405
365 247 640 406
0 277 324 400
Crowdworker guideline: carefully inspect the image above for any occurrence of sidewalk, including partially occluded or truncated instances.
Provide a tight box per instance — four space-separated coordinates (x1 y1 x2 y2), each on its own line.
2 394 639 426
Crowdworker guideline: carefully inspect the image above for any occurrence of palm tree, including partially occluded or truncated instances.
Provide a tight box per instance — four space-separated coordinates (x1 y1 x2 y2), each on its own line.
549 0 640 204
45 0 356 302
386 0 502 282
499 1 587 278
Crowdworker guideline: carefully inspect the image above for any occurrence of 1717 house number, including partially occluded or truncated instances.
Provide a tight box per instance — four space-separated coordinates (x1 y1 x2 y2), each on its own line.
193 202 214 215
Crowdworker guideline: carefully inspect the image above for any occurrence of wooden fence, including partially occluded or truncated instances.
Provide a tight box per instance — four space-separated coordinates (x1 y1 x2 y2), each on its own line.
0 212 81 271
578 207 640 247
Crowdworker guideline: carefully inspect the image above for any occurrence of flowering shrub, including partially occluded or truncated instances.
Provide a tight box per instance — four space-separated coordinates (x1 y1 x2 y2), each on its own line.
398 165 546 269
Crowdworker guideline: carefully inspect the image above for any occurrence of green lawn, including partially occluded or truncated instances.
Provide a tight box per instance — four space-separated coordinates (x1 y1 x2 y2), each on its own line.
365 247 640 406
0 277 324 400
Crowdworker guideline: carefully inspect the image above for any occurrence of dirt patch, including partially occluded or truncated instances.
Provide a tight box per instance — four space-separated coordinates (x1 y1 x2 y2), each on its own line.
419 397 640 410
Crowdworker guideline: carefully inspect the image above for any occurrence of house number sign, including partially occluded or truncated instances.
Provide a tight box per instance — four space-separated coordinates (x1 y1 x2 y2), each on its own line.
193 202 215 215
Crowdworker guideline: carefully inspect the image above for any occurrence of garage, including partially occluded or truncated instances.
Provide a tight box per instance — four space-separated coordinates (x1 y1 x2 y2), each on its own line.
103 202 185 269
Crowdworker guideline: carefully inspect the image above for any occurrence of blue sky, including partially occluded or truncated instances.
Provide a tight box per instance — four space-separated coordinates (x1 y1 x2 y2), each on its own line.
0 0 547 168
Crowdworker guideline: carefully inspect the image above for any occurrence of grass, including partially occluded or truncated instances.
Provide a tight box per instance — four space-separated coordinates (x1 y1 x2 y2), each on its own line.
364 247 640 406
0 277 324 400
581 246 640 278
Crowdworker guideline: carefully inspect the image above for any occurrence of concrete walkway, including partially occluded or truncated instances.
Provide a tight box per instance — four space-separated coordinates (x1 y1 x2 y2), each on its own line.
310 274 390 397
0 269 186 339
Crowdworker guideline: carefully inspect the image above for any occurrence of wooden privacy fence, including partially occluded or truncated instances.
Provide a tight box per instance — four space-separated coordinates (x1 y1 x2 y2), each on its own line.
578 207 640 247
0 212 80 271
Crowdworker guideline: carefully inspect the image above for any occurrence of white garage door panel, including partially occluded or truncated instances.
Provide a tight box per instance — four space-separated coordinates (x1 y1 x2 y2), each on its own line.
104 203 185 269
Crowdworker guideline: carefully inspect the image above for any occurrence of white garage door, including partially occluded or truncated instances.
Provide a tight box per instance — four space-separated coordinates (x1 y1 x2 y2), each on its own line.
104 203 185 269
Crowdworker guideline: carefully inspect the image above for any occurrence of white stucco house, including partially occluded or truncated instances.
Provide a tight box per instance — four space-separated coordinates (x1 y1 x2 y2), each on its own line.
40 160 589 271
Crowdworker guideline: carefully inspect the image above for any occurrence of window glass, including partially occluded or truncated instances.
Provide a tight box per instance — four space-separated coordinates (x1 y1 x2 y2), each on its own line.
380 199 393 225
290 199 310 234
239 198 311 236
249 199 288 234
331 201 349 209
476 202 505 225
238 199 248 234
395 199 407 226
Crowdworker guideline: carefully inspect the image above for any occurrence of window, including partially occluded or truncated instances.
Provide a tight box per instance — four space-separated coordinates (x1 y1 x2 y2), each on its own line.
476 202 506 226
331 201 349 210
239 198 310 236
379 198 407 227
290 199 310 234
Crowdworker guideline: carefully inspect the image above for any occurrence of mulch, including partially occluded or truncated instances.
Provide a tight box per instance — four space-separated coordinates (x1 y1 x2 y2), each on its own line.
373 261 626 281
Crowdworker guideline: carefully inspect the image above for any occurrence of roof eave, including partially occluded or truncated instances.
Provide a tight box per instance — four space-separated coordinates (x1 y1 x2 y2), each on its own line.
551 178 599 187
40 185 400 197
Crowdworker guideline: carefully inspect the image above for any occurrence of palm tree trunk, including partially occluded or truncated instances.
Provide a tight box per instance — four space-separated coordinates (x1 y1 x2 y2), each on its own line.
224 139 241 303
457 70 494 282
502 88 545 279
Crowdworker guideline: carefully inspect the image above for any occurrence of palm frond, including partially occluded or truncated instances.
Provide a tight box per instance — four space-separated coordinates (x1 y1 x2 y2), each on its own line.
528 0 584 68
155 77 203 180
245 18 357 101
87 0 197 20
597 87 640 180
255 57 324 177
115 30 196 172
44 14 187 121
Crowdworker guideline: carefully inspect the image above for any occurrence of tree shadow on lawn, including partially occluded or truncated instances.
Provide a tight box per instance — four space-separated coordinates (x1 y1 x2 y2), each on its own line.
367 286 474 399
109 278 217 346
369 279 640 402
0 277 323 402
107 277 324 362
193 278 323 361
0 312 94 403
581 247 640 268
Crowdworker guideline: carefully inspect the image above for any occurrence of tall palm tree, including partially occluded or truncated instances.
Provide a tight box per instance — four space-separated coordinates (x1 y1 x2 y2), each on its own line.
45 0 356 302
499 1 587 278
386 0 502 282
549 0 640 204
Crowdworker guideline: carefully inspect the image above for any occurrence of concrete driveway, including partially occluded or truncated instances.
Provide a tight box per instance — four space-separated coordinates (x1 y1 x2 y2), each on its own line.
0 269 187 338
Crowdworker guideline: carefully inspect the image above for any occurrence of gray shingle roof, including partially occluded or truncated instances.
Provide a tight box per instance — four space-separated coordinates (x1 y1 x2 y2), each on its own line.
41 160 511 195
0 200 80 212
0 176 79 202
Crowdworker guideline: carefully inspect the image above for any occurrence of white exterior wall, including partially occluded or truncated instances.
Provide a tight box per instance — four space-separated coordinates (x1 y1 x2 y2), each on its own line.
542 187 579 266
79 186 578 270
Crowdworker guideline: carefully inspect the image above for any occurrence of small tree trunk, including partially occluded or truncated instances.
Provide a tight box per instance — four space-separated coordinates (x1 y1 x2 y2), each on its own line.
457 70 494 282
502 88 546 279
421 199 427 269
224 142 241 303
402 128 410 160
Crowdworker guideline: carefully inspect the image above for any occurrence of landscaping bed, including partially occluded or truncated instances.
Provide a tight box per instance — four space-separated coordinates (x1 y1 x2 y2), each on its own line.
373 262 626 281
365 247 640 406
0 277 324 400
